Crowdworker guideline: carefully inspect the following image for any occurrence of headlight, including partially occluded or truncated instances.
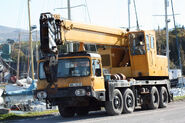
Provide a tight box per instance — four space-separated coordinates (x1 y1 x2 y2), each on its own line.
75 89 86 96
37 91 47 99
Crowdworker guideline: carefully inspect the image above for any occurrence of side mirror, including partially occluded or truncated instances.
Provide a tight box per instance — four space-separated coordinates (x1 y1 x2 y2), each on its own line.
95 68 101 77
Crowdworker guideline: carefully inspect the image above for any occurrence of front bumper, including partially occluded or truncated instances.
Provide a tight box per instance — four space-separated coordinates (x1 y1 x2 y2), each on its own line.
34 86 105 106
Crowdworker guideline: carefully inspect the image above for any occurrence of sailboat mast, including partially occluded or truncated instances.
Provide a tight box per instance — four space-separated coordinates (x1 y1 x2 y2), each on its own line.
128 0 131 30
170 0 182 70
27 0 34 80
36 30 39 62
67 0 73 52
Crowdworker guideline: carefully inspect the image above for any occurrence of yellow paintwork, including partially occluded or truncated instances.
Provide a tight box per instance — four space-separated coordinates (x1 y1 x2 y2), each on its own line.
60 20 128 46
91 57 105 91
97 30 168 78
130 55 149 77
98 48 131 77
37 77 91 90
110 67 132 78
146 31 168 77
57 15 168 78
37 16 169 92
37 56 105 91
129 30 168 77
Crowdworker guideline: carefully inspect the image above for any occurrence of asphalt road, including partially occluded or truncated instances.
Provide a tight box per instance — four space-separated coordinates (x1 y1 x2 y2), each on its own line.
9 101 185 123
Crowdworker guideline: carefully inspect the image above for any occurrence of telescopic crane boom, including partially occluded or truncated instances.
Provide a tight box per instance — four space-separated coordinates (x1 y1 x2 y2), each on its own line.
40 13 128 55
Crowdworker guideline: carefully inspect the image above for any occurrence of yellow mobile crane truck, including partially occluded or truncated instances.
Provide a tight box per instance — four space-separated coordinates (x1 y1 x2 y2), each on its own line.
35 13 172 117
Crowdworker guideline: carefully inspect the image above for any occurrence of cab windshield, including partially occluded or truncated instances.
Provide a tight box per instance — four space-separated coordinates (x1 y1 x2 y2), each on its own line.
39 58 90 79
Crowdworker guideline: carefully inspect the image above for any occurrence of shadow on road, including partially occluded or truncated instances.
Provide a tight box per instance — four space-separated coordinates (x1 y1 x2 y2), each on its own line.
12 106 172 123
54 107 150 123
55 111 108 123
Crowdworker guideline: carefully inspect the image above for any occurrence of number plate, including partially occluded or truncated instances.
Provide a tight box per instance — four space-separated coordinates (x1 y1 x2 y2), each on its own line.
69 83 82 87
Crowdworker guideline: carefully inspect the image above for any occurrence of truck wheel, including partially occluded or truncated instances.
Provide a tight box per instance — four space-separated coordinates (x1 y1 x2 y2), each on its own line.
148 86 159 109
76 107 88 116
122 88 135 113
105 89 123 115
159 87 168 108
58 105 75 118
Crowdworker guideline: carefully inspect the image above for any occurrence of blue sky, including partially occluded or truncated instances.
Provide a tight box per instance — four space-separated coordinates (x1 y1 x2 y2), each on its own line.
0 0 185 31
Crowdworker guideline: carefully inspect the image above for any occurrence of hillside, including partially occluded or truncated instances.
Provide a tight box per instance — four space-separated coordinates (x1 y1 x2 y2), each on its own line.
0 25 39 42
156 26 185 74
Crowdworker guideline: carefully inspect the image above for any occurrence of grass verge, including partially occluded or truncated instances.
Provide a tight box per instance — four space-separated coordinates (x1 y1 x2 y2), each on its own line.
0 110 58 121
173 95 185 101
0 85 5 89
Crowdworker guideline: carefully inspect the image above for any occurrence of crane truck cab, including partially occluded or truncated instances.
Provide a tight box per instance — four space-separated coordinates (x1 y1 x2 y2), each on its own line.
36 52 108 116
37 52 105 96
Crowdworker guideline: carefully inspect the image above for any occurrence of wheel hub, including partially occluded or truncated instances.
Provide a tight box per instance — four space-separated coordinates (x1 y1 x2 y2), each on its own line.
153 92 158 103
114 96 121 109
127 95 133 107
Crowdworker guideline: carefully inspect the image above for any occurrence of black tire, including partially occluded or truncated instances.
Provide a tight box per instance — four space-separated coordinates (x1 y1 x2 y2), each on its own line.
122 88 135 113
58 105 75 118
148 86 159 109
76 107 88 116
105 89 123 115
159 86 168 108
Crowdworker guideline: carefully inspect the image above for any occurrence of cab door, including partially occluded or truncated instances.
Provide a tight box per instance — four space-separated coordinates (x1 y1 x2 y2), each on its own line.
145 32 156 75
91 58 105 91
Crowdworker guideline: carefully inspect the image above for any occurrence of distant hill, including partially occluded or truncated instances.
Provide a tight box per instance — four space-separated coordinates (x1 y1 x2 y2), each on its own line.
0 25 39 42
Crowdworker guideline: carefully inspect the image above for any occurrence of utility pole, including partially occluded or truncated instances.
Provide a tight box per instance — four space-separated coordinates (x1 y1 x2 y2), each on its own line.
128 0 131 30
16 33 21 81
165 0 170 71
28 0 34 80
55 0 87 52
67 0 73 52
36 30 39 62
170 0 182 71
67 0 71 20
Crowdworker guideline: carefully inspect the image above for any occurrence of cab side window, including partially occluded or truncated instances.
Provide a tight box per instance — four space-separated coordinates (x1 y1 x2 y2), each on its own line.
92 59 101 76
145 35 150 51
150 36 154 49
